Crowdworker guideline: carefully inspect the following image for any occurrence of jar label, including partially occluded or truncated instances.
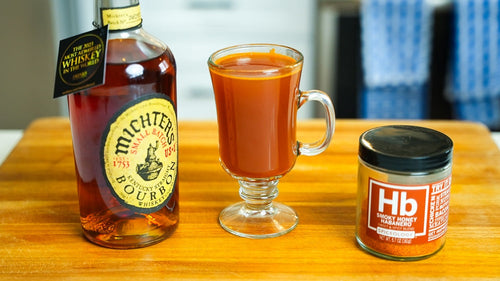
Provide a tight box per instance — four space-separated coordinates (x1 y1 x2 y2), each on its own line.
101 93 178 214
101 4 142 31
366 176 451 244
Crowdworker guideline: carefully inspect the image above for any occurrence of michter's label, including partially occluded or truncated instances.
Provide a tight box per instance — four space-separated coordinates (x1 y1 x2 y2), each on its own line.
101 3 142 31
102 94 177 213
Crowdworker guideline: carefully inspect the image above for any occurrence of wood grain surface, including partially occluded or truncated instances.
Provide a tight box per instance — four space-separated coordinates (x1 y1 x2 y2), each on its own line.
0 117 499 280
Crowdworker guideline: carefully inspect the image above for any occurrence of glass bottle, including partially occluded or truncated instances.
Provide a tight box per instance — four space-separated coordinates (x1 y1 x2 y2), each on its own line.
67 0 178 248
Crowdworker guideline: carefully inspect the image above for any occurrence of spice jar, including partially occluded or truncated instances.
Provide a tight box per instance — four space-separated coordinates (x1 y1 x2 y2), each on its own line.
355 125 453 261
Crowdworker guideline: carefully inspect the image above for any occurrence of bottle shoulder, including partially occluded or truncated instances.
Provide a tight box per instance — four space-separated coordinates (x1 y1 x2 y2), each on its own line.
107 28 174 64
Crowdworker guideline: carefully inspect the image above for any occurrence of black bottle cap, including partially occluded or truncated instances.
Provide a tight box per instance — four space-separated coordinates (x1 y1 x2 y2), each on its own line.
359 125 453 173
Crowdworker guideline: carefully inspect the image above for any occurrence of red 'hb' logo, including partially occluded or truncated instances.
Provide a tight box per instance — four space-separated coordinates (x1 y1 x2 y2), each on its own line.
367 179 430 244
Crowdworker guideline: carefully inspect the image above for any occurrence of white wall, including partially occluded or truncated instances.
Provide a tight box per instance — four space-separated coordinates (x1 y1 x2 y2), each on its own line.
0 0 317 128
140 0 316 120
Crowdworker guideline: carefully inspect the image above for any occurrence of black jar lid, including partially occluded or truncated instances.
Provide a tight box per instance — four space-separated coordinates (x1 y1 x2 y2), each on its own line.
359 125 453 172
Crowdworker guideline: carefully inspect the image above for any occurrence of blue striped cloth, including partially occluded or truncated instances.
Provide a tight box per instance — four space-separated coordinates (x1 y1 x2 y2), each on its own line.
448 0 500 130
361 85 429 119
360 0 433 119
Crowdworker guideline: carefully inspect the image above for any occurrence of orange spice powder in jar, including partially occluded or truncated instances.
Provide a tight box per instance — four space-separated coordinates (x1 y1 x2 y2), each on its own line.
355 125 453 261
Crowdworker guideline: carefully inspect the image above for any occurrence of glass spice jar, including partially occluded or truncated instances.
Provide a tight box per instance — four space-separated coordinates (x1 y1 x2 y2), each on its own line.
355 125 453 261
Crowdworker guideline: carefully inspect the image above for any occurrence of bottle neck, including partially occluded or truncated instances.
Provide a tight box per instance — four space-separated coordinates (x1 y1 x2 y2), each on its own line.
93 0 142 32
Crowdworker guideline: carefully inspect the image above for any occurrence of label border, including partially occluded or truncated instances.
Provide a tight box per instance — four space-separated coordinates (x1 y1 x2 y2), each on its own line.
100 93 178 214
367 178 430 238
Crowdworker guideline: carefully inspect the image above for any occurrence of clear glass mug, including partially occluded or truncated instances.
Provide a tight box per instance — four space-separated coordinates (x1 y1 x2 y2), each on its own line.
208 44 335 238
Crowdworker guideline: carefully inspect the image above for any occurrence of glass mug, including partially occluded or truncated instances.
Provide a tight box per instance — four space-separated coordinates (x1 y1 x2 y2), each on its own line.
208 43 335 238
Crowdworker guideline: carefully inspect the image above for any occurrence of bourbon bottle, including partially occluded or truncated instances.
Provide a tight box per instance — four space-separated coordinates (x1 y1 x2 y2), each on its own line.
67 0 178 248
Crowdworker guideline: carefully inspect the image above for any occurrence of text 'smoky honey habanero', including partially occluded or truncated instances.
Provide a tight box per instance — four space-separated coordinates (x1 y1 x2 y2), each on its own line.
67 0 178 248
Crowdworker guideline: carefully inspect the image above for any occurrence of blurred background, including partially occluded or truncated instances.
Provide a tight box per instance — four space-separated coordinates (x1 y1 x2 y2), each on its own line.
1 0 499 131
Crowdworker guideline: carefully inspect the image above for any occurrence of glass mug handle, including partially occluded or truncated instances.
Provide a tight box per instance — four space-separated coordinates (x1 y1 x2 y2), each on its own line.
297 90 336 156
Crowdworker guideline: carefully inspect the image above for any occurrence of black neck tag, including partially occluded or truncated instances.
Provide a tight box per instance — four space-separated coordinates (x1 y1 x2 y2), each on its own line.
53 25 108 98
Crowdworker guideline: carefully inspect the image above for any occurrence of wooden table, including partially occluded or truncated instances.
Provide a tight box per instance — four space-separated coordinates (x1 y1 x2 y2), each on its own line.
1 117 499 280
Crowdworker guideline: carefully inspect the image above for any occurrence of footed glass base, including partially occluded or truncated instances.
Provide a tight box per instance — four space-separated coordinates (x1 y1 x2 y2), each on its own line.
218 177 298 238
219 201 298 239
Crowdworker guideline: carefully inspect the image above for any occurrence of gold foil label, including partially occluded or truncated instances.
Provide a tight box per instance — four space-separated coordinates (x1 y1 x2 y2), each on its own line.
101 4 142 31
102 94 177 213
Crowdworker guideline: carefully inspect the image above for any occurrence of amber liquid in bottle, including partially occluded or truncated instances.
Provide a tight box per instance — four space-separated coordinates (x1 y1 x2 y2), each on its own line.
68 39 178 248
